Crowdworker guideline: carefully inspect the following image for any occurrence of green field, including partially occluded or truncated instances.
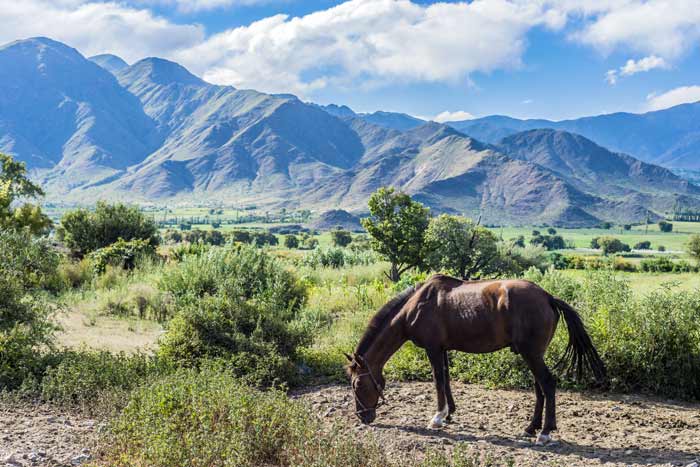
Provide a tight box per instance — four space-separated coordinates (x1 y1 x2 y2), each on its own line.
494 222 696 253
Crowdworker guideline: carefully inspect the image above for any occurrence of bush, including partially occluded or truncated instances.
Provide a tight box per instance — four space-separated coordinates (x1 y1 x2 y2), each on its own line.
530 234 566 250
57 258 93 289
88 238 157 274
284 234 299 249
301 247 379 269
161 245 306 312
597 236 631 255
331 229 353 247
0 230 60 389
640 256 675 272
58 202 159 257
634 241 651 250
158 245 308 386
102 367 389 467
658 221 673 232
40 350 169 412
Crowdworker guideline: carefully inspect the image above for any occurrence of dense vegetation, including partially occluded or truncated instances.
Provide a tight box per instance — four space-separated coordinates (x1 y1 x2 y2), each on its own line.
2 154 699 466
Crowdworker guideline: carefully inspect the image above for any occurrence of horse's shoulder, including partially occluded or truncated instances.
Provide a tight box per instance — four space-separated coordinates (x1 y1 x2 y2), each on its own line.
424 274 464 289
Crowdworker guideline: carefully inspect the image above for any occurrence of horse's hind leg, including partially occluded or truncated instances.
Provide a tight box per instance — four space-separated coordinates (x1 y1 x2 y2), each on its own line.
523 381 544 436
426 348 449 429
443 351 456 419
522 353 557 445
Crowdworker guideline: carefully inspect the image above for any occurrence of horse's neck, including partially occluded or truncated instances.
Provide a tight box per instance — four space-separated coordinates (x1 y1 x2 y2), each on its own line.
364 320 407 374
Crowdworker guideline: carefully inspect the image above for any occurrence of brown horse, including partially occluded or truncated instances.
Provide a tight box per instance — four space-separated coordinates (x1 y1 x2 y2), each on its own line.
345 274 606 445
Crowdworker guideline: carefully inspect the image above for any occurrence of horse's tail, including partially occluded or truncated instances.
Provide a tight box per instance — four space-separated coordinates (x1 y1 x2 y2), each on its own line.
549 296 607 385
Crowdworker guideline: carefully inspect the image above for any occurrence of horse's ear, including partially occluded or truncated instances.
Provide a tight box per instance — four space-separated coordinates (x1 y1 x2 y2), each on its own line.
356 354 367 368
343 352 354 362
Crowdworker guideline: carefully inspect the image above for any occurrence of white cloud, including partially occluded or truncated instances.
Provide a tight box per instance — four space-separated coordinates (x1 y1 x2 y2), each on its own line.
620 55 668 75
2 0 700 99
173 0 558 95
566 0 700 60
132 0 277 13
605 55 668 85
646 86 700 111
521 99 533 104
0 0 204 63
433 110 475 123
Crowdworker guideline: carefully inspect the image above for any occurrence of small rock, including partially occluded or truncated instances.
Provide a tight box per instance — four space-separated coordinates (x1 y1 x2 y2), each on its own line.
625 449 634 455
70 454 90 466
611 406 622 412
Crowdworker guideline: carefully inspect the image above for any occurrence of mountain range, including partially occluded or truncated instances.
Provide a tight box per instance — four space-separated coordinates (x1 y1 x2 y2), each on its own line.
0 37 698 226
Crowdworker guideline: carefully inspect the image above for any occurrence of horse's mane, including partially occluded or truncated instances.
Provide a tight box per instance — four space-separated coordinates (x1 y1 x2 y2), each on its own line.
354 283 422 356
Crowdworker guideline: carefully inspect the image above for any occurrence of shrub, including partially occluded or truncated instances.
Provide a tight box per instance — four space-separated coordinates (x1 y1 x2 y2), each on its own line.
58 202 159 257
102 367 389 467
57 258 93 289
302 247 379 269
331 229 353 247
252 231 278 247
597 236 631 255
169 241 210 262
0 230 60 389
284 234 299 249
612 256 637 272
88 238 157 274
658 221 673 232
634 241 651 250
530 234 566 250
40 350 169 412
658 245 666 252
640 256 675 272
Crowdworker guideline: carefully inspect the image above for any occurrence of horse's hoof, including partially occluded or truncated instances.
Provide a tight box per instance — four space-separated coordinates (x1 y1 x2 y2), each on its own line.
535 433 552 446
427 417 445 429
520 430 536 438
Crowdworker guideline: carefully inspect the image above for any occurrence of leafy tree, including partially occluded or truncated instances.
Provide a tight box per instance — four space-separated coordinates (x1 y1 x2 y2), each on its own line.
623 224 632 231
658 221 673 233
600 222 612 229
531 230 541 236
424 214 500 280
58 202 159 257
330 229 352 247
658 245 666 252
283 234 299 249
512 235 525 248
362 187 430 282
597 236 631 256
633 241 651 250
530 234 566 250
0 153 52 235
547 228 557 235
230 230 252 244
687 234 700 264
590 237 601 249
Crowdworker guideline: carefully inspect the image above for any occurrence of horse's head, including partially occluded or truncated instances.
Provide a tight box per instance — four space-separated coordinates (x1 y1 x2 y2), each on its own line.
344 352 385 424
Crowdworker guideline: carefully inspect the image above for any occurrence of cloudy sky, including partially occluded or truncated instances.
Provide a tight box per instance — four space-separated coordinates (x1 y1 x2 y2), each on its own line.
2 0 700 120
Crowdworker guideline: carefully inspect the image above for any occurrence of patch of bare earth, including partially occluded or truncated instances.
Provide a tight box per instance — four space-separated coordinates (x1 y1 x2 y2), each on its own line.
0 402 100 467
295 382 700 466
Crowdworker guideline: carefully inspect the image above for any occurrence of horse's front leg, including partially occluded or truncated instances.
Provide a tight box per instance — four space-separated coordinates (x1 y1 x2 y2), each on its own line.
443 351 456 419
426 348 449 429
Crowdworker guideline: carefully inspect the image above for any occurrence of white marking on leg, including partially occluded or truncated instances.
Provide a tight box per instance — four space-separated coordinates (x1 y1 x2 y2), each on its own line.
428 404 450 429
535 433 551 446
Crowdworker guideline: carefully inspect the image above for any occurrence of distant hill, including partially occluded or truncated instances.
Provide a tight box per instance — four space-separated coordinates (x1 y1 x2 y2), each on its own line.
89 54 129 74
309 210 364 232
2 37 700 226
449 104 700 169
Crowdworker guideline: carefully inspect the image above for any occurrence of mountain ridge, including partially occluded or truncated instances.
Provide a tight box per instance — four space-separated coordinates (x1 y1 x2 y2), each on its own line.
1 37 699 226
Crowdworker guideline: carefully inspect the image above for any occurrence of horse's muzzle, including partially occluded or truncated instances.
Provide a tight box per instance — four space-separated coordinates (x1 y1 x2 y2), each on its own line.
358 409 376 424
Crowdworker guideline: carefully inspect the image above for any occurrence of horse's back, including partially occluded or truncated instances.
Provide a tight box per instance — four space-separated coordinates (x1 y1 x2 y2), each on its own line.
406 275 557 353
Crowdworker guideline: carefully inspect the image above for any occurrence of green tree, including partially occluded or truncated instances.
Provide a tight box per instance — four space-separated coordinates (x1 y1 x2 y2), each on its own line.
361 187 430 282
0 153 52 235
597 236 631 256
58 202 159 257
547 227 557 235
658 221 673 232
424 215 500 280
330 229 352 247
284 234 299 249
687 234 700 264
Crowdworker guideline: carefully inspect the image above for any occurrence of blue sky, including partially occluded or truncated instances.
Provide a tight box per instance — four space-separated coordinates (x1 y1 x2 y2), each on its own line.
2 0 700 121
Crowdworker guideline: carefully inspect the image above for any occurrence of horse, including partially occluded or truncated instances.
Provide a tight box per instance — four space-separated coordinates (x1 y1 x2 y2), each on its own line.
344 274 606 446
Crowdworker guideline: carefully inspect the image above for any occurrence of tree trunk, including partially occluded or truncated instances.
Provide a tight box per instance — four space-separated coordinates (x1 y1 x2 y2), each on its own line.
389 262 401 282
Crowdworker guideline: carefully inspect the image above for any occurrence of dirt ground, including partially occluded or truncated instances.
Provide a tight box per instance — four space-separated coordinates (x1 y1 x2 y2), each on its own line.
0 403 100 467
295 381 700 466
2 382 697 467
